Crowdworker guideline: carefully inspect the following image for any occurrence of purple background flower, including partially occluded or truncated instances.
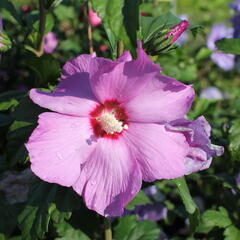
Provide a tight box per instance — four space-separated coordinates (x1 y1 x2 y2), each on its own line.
200 86 224 100
229 0 240 12
207 24 235 71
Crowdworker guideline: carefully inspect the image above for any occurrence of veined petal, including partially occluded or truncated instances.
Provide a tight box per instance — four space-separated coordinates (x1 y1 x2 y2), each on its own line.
89 41 161 103
73 138 142 217
26 112 98 187
123 75 195 123
123 123 189 181
30 54 99 117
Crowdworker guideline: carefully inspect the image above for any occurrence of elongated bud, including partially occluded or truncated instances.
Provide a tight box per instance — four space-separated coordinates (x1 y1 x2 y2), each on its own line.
142 18 190 56
165 20 189 43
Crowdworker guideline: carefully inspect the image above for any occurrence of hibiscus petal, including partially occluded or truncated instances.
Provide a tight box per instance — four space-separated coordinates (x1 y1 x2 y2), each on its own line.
73 138 142 216
166 116 224 174
89 41 161 103
26 112 98 187
123 123 189 181
123 75 195 123
30 54 99 117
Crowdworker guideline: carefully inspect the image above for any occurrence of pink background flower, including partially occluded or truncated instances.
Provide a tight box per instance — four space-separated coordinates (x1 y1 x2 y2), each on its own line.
88 8 102 27
44 32 59 54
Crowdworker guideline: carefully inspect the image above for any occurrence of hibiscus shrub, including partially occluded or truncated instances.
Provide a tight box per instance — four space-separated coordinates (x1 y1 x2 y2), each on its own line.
0 0 240 240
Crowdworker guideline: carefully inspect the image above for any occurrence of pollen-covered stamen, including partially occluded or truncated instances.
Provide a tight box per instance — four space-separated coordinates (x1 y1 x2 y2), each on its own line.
97 111 127 134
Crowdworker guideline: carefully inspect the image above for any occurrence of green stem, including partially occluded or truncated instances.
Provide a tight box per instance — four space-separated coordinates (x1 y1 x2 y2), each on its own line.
117 40 124 57
104 218 112 240
36 0 47 56
86 3 94 54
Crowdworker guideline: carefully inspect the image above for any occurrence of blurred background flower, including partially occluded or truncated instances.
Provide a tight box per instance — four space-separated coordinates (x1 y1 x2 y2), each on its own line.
207 24 235 71
44 32 59 54
88 8 102 27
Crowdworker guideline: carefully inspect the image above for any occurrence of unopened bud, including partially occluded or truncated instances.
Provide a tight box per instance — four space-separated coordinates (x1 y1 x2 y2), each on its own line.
165 20 189 43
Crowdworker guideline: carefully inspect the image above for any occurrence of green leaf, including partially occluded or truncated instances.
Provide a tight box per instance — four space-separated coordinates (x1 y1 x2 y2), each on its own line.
229 119 240 161
114 216 160 240
188 98 218 120
0 90 25 111
91 0 140 55
0 0 21 24
25 54 60 87
196 47 212 61
18 181 58 240
54 221 90 240
173 177 200 233
125 190 152 210
114 216 138 240
91 0 125 52
224 226 240 240
216 38 240 55
54 5 76 21
197 207 232 233
18 179 82 240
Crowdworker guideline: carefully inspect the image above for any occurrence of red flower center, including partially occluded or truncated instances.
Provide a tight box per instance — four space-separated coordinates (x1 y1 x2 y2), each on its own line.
90 100 128 139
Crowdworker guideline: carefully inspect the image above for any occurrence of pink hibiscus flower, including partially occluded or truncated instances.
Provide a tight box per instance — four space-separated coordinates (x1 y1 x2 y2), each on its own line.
26 41 223 217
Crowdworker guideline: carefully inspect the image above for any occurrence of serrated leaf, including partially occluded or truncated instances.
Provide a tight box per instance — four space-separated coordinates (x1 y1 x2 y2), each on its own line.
18 179 82 240
224 226 240 240
125 190 152 210
216 38 240 55
197 207 232 234
18 181 58 240
114 216 160 240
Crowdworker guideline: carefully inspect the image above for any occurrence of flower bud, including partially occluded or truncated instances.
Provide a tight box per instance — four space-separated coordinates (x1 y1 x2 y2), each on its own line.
88 9 102 27
143 20 189 56
165 20 189 43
